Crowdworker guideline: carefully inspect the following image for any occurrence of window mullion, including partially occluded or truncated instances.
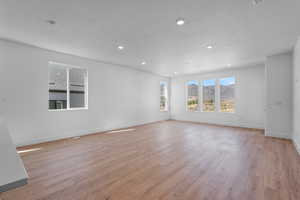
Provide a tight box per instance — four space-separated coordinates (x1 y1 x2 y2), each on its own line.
216 79 220 112
200 80 202 112
67 67 70 110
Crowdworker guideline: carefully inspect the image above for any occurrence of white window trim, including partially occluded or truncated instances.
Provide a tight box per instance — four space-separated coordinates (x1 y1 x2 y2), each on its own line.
48 61 88 111
186 80 200 112
201 79 217 112
160 81 168 112
185 76 236 114
219 76 236 114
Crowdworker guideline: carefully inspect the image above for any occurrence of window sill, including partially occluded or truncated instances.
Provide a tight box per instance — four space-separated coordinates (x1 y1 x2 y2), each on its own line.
186 111 236 114
187 110 200 113
220 111 235 114
48 107 88 112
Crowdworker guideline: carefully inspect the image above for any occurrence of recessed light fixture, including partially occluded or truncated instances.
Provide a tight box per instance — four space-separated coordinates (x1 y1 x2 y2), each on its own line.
174 72 178 74
207 45 213 49
227 64 232 67
117 45 124 50
176 18 185 26
141 61 146 65
45 20 56 25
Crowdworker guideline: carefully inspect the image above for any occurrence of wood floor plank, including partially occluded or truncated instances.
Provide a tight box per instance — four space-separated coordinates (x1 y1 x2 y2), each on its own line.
1 120 299 200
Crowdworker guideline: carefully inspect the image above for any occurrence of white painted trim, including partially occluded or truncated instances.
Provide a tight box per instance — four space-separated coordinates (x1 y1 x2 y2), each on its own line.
16 127 106 147
48 61 89 111
264 131 292 139
265 135 291 140
201 78 217 112
160 81 169 112
170 118 264 130
15 119 169 147
186 80 200 112
48 61 82 69
66 67 70 109
293 139 300 155
48 108 88 112
219 76 236 114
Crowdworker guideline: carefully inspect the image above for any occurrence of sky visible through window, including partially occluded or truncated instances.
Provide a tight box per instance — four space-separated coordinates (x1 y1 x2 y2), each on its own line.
220 77 235 85
187 80 198 85
220 77 235 113
203 79 215 86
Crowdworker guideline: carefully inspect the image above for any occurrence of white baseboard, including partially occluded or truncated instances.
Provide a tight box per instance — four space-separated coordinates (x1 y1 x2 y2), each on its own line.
264 131 292 140
16 119 168 147
16 127 105 147
293 139 300 156
170 118 264 130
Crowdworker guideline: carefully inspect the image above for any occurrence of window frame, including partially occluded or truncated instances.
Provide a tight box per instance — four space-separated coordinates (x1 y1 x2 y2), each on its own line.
201 79 217 112
219 76 236 113
160 81 168 112
186 80 200 112
48 61 88 111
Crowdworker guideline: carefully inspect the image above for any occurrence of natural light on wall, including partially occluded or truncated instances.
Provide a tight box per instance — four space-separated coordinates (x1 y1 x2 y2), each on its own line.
187 80 199 111
220 77 235 113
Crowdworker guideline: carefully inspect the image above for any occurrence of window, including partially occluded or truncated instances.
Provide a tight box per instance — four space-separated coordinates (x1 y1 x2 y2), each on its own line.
160 81 168 111
187 80 199 111
220 77 235 112
48 62 88 110
202 79 216 112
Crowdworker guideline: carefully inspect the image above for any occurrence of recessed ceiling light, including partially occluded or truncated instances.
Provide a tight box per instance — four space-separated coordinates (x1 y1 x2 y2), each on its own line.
141 61 146 65
207 45 213 49
227 64 232 67
45 20 56 25
174 72 178 74
176 18 185 26
117 45 124 50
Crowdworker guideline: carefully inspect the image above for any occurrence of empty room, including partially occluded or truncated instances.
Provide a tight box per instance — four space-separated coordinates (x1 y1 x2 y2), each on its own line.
1 0 300 200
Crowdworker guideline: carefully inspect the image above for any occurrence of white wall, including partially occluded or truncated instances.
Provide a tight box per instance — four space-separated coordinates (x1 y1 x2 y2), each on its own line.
0 116 27 190
170 64 265 129
293 37 300 153
265 52 293 139
0 40 170 146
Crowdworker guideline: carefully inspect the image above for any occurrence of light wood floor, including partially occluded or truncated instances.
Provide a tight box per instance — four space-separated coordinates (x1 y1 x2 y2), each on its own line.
1 120 300 200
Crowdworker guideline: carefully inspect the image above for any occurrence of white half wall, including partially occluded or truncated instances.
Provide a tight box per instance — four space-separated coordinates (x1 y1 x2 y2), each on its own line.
293 37 300 154
0 39 170 146
170 64 265 129
0 116 27 191
265 52 293 139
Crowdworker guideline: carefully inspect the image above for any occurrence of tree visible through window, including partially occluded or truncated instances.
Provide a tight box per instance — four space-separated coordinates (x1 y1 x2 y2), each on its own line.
187 80 199 111
202 79 215 112
160 82 168 111
220 77 235 112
